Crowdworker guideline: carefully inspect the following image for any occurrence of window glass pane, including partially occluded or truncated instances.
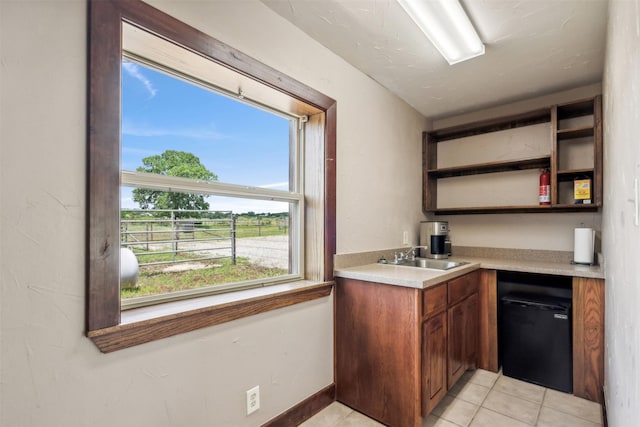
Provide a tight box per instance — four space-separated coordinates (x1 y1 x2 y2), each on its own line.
121 58 292 192
120 58 300 305
120 190 292 301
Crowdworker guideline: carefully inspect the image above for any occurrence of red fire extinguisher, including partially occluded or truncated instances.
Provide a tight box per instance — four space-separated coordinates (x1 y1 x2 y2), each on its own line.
539 169 550 205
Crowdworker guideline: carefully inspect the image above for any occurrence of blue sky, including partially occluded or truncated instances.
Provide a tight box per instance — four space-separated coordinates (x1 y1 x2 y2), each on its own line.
121 59 291 213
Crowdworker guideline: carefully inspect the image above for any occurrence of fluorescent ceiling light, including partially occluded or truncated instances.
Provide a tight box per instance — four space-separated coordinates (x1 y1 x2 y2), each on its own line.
398 0 485 65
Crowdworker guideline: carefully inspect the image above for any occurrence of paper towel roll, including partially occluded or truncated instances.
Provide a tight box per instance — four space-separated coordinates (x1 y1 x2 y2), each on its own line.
574 228 595 264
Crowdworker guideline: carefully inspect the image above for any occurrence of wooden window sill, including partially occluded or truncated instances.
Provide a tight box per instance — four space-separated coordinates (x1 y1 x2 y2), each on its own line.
87 280 334 353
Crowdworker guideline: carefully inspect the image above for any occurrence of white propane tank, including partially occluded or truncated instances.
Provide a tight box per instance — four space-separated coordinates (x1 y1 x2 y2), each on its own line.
120 248 139 289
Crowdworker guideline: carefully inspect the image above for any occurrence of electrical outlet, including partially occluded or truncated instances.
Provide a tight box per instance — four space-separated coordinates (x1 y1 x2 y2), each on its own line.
246 386 260 415
402 231 409 245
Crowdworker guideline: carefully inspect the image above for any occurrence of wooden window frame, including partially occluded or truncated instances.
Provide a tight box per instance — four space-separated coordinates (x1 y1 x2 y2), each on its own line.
87 0 336 352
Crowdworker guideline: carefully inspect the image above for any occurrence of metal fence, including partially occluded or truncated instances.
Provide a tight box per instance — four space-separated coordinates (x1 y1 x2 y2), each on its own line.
120 209 289 269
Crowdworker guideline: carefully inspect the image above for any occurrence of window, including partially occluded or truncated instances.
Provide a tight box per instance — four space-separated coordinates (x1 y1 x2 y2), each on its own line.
87 0 336 351
120 52 305 309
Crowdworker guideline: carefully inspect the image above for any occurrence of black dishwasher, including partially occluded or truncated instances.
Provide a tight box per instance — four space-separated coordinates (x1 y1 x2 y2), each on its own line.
501 293 572 393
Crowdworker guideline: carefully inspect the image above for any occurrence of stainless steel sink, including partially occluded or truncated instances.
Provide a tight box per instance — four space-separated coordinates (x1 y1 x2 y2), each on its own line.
379 257 467 270
411 258 467 270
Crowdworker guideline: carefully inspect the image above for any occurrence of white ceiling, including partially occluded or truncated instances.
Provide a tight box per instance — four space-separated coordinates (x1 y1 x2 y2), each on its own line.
261 0 608 119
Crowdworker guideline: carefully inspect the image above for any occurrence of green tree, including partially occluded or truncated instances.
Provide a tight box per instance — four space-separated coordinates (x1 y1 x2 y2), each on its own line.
132 150 218 213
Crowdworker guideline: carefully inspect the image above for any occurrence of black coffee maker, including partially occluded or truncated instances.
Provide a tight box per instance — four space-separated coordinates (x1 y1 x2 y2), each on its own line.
419 221 451 259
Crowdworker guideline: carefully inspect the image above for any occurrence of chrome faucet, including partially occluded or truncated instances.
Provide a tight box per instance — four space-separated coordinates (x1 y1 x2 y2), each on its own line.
395 245 429 263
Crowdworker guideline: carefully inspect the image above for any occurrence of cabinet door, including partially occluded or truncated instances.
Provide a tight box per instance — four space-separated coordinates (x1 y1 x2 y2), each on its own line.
573 277 605 402
464 293 479 370
422 312 447 416
336 278 422 427
448 300 466 388
448 292 479 389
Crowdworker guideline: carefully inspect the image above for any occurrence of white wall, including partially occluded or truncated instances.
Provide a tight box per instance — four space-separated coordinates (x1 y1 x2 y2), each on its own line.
0 1 427 426
431 84 603 252
602 0 640 424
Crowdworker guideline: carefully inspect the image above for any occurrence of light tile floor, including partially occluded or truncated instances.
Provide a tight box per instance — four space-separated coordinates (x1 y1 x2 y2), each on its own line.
300 370 603 427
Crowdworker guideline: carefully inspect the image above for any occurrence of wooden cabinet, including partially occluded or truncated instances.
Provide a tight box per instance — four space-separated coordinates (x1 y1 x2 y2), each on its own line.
336 272 480 426
423 95 602 214
447 297 467 386
464 294 479 371
477 269 499 372
336 278 422 427
423 282 447 317
421 282 452 416
447 278 479 388
422 312 447 415
573 277 605 403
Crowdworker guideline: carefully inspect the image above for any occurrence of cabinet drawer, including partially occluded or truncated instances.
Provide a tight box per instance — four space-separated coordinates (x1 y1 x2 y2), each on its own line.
448 272 479 306
424 283 447 318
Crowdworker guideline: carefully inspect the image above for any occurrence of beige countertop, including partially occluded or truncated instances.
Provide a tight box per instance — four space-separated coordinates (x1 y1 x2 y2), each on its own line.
461 256 604 279
334 249 604 289
334 260 481 289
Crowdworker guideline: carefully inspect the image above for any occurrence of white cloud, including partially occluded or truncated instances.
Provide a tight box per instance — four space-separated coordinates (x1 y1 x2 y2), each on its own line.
122 121 225 140
121 146 157 156
122 62 157 98
120 188 137 209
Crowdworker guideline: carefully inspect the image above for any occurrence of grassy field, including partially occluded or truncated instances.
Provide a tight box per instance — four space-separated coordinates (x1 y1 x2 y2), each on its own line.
120 214 289 299
235 222 287 238
121 218 288 243
122 256 286 299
